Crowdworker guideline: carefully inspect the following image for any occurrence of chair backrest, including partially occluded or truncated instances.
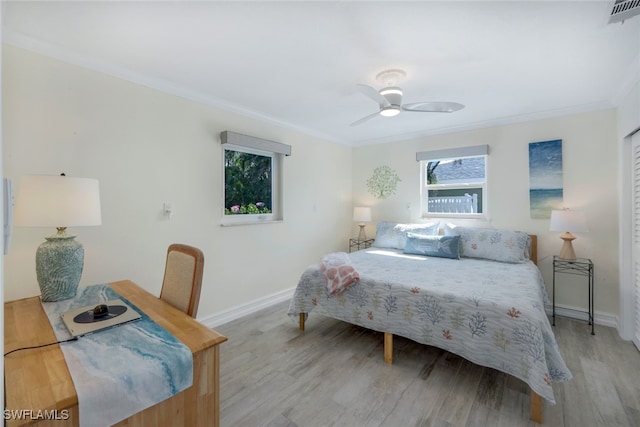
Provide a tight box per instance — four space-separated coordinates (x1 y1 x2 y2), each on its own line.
160 243 204 318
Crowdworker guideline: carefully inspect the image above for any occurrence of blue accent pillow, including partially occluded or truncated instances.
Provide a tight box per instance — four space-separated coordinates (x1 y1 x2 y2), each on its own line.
403 233 461 259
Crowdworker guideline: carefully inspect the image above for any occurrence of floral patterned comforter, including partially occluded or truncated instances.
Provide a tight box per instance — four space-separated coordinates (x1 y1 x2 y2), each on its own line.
287 248 572 403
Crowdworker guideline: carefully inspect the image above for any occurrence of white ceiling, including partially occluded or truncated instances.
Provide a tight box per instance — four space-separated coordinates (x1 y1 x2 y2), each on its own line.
3 1 640 146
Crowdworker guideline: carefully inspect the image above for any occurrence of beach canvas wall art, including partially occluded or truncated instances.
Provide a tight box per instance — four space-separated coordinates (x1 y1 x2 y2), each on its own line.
529 139 563 218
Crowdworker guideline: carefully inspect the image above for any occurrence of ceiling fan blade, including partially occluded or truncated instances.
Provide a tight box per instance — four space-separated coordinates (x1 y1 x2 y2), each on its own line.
402 102 465 113
356 84 390 107
349 111 380 127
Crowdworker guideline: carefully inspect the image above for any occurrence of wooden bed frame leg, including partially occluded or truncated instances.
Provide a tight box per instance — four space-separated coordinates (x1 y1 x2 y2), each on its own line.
384 332 393 364
530 390 543 423
299 313 306 331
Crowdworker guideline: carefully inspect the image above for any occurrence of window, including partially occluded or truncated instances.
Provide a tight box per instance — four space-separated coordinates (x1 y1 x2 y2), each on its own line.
417 145 488 218
221 131 290 225
224 146 275 215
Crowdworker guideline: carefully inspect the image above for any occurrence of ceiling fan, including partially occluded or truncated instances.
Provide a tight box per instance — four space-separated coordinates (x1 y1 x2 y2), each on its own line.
350 69 465 127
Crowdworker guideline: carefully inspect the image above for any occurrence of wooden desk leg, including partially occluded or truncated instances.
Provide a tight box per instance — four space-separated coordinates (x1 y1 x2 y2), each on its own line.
213 346 220 427
299 313 306 331
384 332 393 364
530 390 543 423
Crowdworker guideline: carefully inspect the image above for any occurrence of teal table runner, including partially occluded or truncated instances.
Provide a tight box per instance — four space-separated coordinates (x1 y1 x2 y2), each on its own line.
41 284 193 427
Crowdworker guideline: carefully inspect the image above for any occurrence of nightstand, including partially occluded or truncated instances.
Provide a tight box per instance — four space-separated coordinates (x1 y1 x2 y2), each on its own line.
552 255 594 335
349 238 374 252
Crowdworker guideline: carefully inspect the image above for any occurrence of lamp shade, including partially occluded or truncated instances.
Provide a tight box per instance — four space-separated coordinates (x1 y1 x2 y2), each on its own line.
15 175 102 227
353 207 372 223
549 209 588 233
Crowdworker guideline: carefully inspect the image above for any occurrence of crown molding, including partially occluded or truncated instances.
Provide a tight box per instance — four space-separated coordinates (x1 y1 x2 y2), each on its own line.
3 28 632 149
350 101 616 147
2 29 349 146
610 50 640 107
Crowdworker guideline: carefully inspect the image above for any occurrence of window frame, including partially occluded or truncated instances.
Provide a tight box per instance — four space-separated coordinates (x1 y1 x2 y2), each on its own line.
221 143 283 226
420 153 488 219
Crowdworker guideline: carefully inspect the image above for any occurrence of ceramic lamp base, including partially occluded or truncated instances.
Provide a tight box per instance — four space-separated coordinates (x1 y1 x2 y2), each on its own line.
36 230 84 302
558 232 577 261
357 223 367 240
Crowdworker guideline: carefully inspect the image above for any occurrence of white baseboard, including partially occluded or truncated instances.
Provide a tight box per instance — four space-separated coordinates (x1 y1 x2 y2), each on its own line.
545 304 619 330
200 287 295 329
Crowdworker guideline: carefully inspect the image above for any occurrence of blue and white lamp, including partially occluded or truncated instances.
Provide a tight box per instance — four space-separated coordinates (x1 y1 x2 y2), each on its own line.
14 175 102 301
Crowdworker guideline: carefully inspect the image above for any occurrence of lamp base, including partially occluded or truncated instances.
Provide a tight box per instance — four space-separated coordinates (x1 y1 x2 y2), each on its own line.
36 229 84 302
357 223 367 241
558 232 577 261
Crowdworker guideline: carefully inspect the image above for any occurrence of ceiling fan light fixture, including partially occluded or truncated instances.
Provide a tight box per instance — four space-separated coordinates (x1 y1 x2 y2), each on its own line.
351 71 464 126
379 87 403 97
380 105 401 117
379 86 403 109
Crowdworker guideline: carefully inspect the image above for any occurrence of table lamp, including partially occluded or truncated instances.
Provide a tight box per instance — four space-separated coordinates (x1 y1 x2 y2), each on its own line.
14 174 102 301
549 209 588 261
353 207 372 240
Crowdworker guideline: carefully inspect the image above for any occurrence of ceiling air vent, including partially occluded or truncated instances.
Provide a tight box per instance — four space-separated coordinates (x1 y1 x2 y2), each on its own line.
609 0 640 23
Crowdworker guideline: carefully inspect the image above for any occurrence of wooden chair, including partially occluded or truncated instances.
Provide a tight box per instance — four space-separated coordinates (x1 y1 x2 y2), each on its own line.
160 243 204 318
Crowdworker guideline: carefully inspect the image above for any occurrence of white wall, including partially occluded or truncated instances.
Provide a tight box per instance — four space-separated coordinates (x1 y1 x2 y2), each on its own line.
352 110 620 319
2 44 626 325
618 80 640 138
2 45 353 319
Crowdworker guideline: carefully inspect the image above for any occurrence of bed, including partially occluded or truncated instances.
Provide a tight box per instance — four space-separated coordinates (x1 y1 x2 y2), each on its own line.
287 222 572 423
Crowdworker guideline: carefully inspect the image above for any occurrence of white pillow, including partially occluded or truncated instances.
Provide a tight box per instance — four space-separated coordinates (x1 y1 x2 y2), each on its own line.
445 225 529 263
373 221 440 250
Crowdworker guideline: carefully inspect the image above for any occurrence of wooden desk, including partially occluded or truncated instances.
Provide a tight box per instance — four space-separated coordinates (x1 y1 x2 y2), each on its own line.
4 280 228 427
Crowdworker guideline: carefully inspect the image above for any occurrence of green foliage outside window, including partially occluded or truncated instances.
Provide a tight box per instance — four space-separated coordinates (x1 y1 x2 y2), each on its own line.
427 161 440 184
224 150 272 215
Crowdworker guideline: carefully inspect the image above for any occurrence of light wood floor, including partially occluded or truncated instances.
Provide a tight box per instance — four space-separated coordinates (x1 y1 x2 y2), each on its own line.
217 301 640 427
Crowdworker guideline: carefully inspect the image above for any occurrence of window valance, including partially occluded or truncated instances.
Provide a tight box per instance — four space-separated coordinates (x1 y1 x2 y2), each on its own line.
221 131 291 156
416 144 489 161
